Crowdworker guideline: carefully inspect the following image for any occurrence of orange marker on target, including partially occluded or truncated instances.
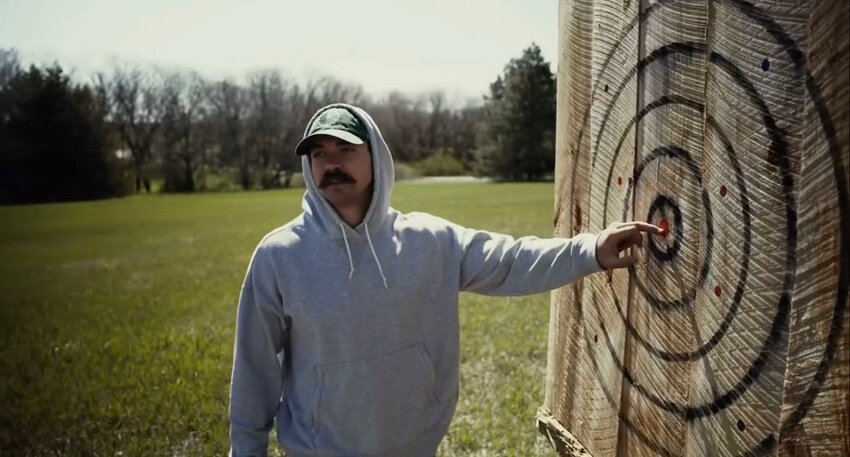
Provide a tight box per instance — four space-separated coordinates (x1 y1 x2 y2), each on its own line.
658 218 670 237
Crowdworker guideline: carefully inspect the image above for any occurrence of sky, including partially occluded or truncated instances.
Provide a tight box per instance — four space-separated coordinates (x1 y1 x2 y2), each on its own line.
0 0 557 104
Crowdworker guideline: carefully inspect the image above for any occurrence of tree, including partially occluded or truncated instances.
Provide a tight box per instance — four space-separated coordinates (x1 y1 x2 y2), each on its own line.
476 43 556 180
159 71 206 192
98 67 164 193
277 82 312 187
304 75 367 110
207 79 251 189
453 106 481 166
372 91 429 162
0 48 20 90
425 90 448 151
1 48 492 196
0 64 120 203
0 49 21 144
246 70 289 189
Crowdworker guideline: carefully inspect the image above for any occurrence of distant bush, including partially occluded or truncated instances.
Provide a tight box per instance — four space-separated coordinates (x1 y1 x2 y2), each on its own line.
202 170 243 192
412 149 468 177
394 161 422 180
288 173 305 188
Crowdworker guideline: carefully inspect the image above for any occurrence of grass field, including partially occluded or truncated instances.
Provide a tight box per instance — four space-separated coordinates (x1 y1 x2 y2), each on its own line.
0 182 561 456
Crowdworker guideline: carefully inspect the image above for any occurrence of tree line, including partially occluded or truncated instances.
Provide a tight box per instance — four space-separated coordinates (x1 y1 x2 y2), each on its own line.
0 44 555 204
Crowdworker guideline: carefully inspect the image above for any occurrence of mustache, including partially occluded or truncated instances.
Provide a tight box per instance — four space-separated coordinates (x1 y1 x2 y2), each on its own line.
319 170 355 188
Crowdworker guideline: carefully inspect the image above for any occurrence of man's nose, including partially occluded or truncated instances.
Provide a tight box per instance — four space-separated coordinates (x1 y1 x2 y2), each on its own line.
323 163 344 174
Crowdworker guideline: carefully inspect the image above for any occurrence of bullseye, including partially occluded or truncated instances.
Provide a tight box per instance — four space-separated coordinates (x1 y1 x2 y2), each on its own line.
658 218 670 237
643 191 687 266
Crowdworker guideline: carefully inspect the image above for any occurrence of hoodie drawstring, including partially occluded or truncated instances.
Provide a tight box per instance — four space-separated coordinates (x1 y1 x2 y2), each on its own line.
339 222 389 289
339 223 355 279
365 223 389 289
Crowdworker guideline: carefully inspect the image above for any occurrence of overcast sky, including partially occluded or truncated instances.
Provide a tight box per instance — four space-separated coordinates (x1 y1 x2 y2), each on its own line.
0 0 557 102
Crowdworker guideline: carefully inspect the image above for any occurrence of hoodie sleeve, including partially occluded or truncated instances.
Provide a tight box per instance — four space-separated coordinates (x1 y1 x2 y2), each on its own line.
229 243 287 457
458 227 603 296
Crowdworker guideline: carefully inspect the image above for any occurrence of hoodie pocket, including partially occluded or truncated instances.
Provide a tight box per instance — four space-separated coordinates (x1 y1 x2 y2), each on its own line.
312 342 440 453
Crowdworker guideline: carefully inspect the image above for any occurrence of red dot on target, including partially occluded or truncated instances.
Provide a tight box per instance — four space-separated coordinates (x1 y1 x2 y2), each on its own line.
658 218 670 237
715 285 723 297
617 176 623 186
720 185 728 197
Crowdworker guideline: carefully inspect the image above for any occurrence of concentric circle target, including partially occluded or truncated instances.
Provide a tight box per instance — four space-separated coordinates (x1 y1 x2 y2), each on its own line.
592 40 791 421
564 0 849 455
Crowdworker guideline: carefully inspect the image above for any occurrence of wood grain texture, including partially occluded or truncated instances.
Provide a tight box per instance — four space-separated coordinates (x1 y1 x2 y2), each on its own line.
543 0 849 456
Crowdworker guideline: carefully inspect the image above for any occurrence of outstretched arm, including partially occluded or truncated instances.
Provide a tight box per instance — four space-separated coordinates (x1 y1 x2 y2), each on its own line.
457 221 662 296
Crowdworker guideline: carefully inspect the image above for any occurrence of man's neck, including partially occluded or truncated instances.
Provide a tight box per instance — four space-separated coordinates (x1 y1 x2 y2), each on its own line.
332 201 369 228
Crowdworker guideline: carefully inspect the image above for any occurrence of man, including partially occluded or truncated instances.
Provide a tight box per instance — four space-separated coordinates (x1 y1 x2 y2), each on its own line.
229 104 661 457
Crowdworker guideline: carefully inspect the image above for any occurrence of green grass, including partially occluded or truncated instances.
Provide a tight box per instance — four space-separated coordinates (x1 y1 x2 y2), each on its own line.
0 182 559 456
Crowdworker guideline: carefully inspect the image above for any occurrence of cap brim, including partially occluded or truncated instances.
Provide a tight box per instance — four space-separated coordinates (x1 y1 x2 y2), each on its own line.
294 130 365 156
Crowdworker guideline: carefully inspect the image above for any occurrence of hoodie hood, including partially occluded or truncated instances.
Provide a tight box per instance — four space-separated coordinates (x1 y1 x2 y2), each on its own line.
300 103 395 241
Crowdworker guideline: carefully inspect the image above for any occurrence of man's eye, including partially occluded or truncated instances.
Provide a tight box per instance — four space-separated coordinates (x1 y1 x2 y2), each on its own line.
311 151 324 158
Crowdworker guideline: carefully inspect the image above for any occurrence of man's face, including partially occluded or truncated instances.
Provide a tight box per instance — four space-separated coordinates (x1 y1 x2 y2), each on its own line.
309 135 373 209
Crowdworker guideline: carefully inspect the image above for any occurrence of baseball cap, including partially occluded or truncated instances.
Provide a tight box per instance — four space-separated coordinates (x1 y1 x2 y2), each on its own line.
294 107 370 155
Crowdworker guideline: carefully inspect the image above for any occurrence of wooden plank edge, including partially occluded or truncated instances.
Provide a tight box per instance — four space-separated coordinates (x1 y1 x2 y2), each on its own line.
537 406 596 457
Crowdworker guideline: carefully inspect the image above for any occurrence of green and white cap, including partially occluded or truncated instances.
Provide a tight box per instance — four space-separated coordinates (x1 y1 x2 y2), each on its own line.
294 107 370 155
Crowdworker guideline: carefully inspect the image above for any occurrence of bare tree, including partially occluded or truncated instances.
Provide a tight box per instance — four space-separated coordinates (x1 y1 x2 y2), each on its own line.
207 79 251 190
159 71 205 192
297 75 369 116
246 70 288 189
448 105 481 165
312 75 366 107
278 82 312 185
97 67 164 193
425 90 448 151
383 91 428 161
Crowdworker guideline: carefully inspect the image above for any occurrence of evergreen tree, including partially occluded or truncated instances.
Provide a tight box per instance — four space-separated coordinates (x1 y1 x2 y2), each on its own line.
476 43 556 180
0 64 120 203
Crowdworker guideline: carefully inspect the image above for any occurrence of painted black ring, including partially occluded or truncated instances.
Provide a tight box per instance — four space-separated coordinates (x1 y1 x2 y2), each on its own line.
595 101 750 361
616 145 715 311
567 0 847 451
591 43 793 422
608 108 750 363
589 41 704 172
584 321 778 457
647 195 683 262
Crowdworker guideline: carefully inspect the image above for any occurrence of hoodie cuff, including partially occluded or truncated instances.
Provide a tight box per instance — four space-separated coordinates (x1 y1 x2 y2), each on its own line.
572 232 604 276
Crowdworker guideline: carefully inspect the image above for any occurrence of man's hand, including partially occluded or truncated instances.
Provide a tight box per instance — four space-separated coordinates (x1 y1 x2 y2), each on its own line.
595 221 664 270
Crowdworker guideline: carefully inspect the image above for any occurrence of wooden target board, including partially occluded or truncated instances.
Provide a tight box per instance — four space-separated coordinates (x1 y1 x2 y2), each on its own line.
540 0 849 456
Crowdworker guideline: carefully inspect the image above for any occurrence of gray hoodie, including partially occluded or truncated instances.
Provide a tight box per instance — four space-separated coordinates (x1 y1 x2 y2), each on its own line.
229 103 602 457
